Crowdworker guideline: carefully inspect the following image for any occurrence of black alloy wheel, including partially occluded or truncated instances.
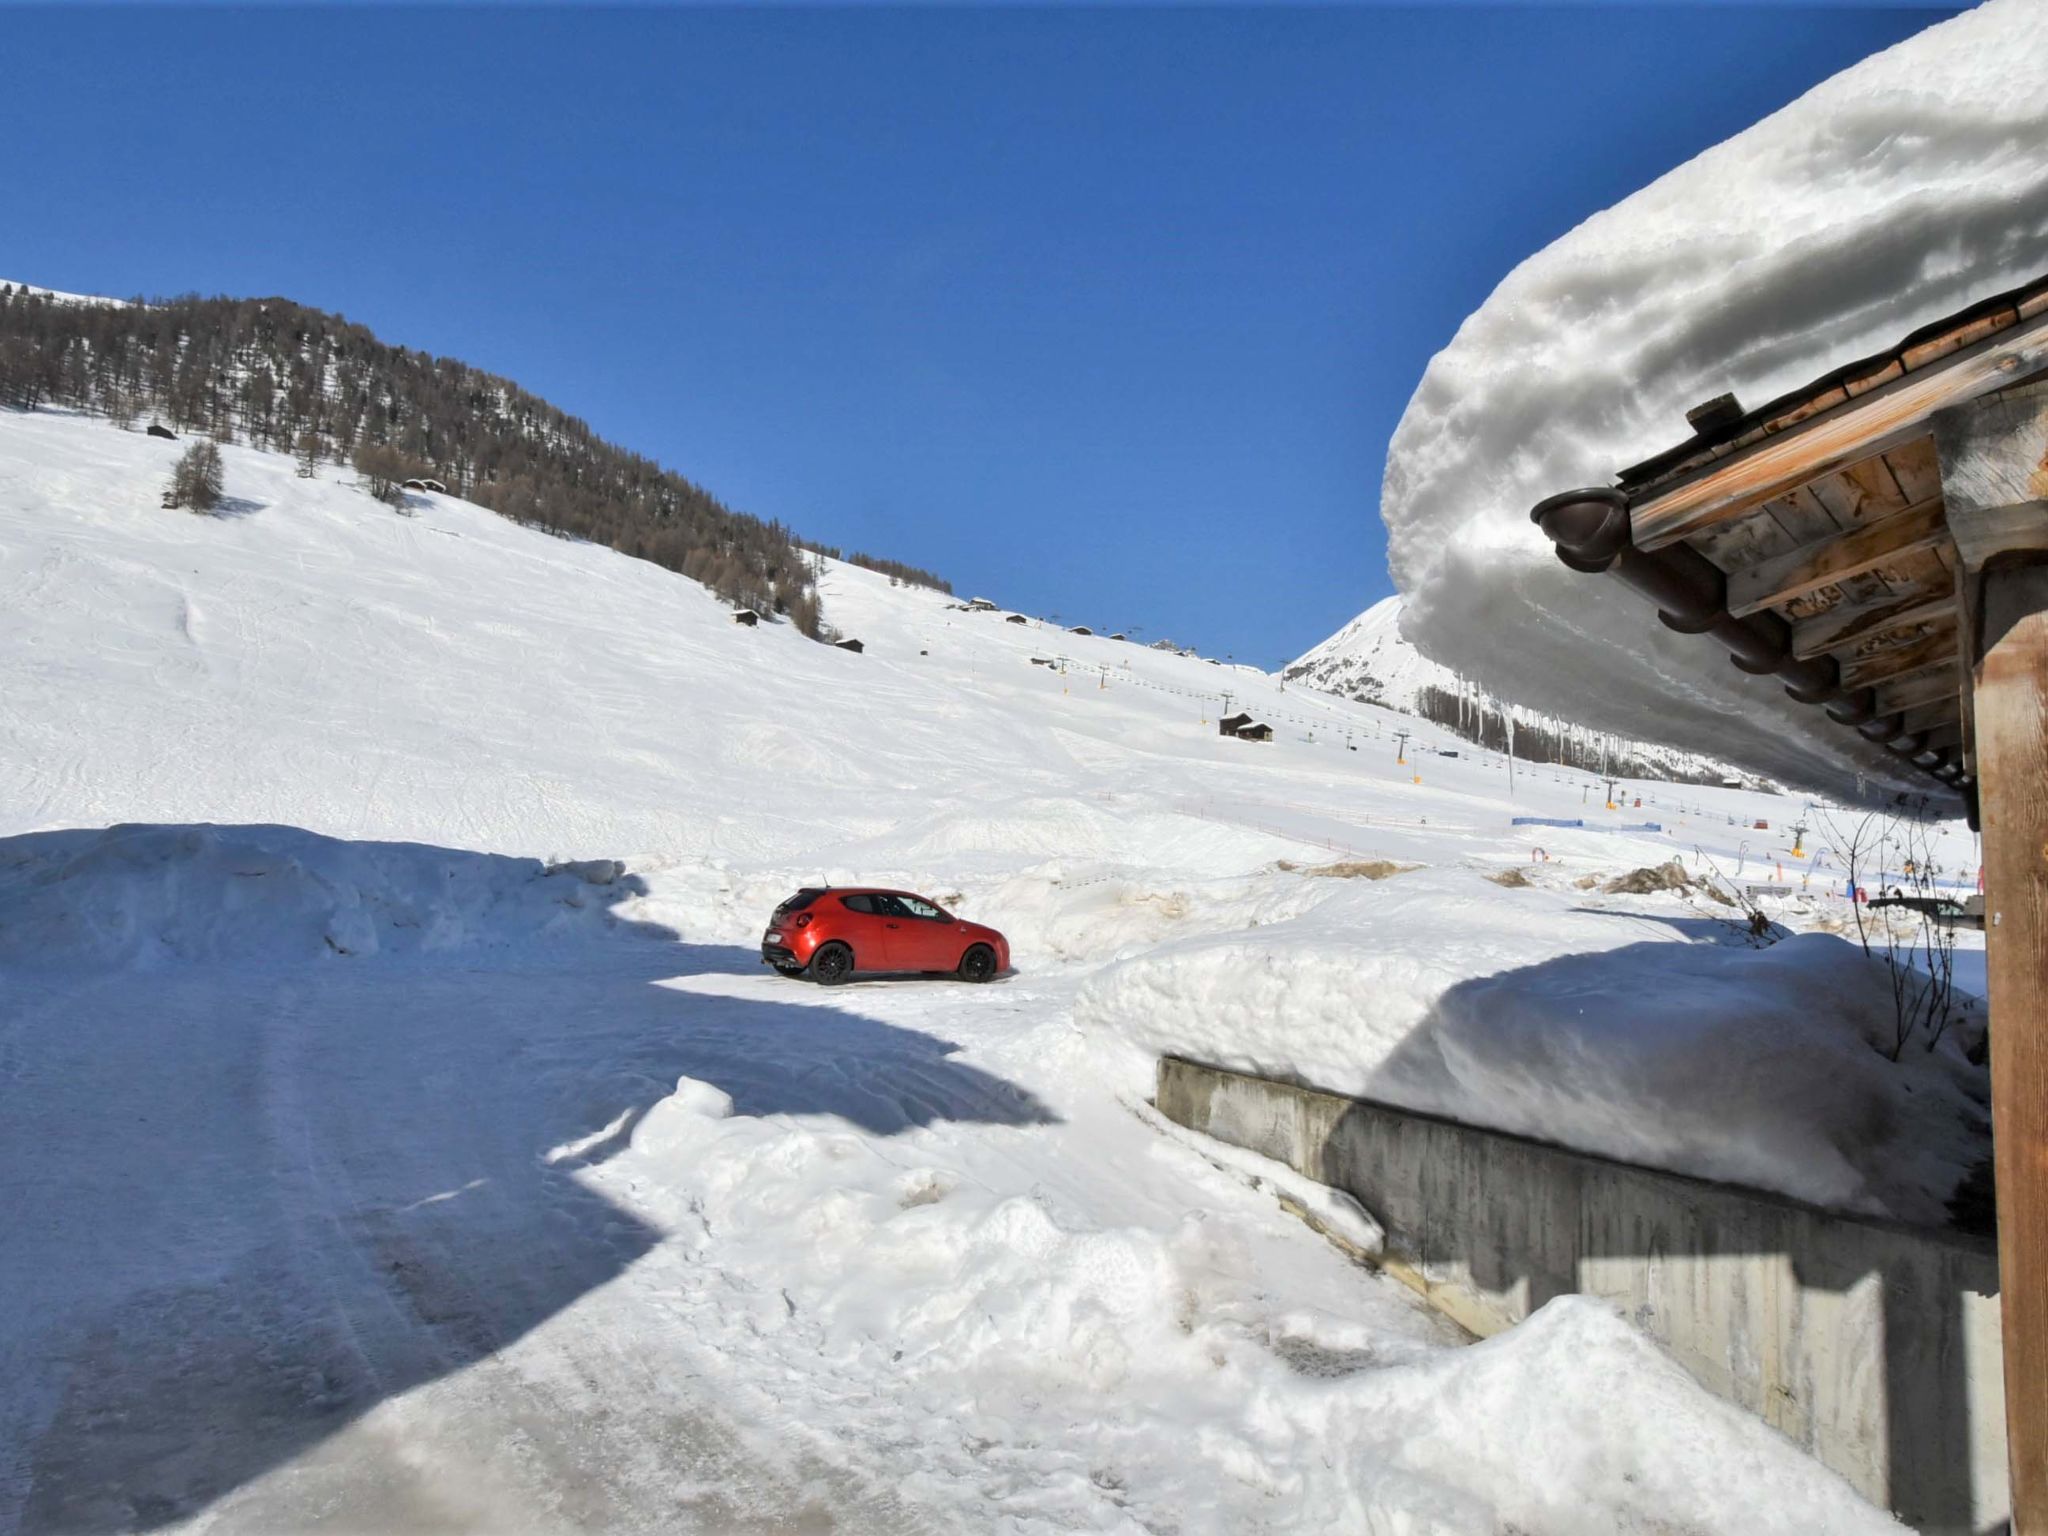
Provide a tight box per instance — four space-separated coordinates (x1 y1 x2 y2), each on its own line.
811 943 854 986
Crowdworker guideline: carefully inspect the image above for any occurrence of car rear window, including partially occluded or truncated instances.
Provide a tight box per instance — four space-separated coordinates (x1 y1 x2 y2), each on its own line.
775 888 826 914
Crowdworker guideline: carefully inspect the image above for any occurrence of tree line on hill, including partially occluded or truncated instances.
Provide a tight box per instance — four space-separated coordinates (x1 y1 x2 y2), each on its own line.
795 540 951 593
0 284 950 632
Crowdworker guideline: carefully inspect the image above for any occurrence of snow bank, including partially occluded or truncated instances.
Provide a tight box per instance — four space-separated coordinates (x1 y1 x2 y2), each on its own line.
0 823 648 967
1079 868 1987 1224
593 1067 1898 1535
1383 0 2048 795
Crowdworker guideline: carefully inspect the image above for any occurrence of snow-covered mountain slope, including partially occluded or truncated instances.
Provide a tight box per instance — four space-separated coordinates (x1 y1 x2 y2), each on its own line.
1282 594 1449 711
1382 0 2048 797
1 406 1975 1535
1285 594 1754 786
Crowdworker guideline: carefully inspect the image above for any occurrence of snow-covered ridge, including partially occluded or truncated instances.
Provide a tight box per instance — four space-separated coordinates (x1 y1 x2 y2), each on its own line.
0 823 633 968
1380 0 2048 798
0 278 128 308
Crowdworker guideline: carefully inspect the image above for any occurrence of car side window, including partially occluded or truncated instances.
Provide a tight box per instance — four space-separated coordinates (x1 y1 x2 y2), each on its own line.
868 894 910 918
901 897 943 920
840 893 874 914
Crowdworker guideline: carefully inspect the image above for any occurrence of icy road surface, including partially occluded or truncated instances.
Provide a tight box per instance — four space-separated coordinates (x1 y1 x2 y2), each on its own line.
6 941 947 1534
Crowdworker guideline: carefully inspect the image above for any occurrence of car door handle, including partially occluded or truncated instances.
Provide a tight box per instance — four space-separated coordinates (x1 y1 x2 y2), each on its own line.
885 922 901 929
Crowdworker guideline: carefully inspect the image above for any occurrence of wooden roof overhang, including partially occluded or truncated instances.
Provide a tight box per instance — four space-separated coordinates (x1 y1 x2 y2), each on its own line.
1530 273 2048 806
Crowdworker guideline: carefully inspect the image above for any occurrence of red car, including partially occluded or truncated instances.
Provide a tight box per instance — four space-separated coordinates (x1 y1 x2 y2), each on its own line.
761 887 1009 985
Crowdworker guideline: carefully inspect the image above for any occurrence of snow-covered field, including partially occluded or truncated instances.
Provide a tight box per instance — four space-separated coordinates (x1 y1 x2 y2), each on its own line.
1 408 1984 1533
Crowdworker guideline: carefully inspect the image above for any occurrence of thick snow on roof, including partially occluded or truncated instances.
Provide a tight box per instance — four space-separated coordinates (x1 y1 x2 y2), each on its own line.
1382 0 2048 799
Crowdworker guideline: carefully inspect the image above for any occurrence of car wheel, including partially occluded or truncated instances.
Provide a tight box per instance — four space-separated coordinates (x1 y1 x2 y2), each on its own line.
956 944 997 984
810 942 854 986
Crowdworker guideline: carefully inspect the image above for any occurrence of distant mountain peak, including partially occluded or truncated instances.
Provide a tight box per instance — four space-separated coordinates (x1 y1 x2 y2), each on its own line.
1283 595 1448 712
1288 595 1758 789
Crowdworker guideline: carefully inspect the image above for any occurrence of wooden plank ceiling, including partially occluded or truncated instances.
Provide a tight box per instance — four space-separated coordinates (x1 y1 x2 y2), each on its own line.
1611 276 2048 791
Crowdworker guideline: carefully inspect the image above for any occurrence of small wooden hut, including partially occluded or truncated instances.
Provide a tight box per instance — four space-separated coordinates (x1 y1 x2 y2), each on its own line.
732 609 760 627
834 637 864 654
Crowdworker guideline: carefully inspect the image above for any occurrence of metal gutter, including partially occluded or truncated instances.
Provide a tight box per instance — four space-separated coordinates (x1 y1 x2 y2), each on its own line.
1529 488 1970 799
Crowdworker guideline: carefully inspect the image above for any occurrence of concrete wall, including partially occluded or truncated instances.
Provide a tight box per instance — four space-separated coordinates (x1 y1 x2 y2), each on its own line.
1156 1056 2007 1535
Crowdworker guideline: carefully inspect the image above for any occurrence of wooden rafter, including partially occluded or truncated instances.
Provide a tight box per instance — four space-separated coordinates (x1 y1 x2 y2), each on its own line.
1629 308 2048 551
1791 590 1958 661
1899 700 1962 738
1839 626 1958 691
1726 498 1947 618
1872 667 1961 718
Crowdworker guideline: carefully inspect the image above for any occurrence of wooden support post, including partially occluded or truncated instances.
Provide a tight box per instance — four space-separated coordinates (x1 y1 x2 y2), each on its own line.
1935 380 2048 1533
1975 566 2048 1534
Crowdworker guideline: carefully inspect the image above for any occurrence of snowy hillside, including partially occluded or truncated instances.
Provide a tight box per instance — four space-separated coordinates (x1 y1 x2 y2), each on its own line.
1 406 1984 1534
1382 0 2048 796
1286 594 1754 786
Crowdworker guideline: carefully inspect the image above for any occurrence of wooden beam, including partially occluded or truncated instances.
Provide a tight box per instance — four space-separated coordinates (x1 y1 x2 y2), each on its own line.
1629 308 2048 551
1791 590 1957 661
1899 700 1962 738
1934 378 2048 567
1934 381 2048 1533
1726 498 1948 618
1975 571 2048 1535
1872 668 1960 718
1838 628 1958 692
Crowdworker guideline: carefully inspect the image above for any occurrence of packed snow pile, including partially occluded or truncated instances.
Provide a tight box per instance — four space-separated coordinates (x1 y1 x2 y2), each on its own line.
1079 865 1988 1226
0 823 643 968
590 1063 1897 1535
1382 0 2048 797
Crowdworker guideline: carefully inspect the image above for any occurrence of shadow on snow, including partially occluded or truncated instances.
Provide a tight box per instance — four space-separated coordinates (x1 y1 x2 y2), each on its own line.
0 824 1054 1533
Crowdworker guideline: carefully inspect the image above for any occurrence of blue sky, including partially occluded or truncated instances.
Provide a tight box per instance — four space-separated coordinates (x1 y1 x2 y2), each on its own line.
5 4 1952 664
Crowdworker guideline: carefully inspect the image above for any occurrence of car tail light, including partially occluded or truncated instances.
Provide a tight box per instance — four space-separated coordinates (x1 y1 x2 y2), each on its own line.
793 913 813 928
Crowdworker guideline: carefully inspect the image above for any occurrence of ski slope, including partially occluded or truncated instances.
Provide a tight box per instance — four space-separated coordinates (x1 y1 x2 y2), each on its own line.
0 406 1981 1534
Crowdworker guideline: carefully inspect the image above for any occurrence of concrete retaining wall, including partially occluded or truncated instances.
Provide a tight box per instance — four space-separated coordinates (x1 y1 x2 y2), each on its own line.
1156 1055 2006 1534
